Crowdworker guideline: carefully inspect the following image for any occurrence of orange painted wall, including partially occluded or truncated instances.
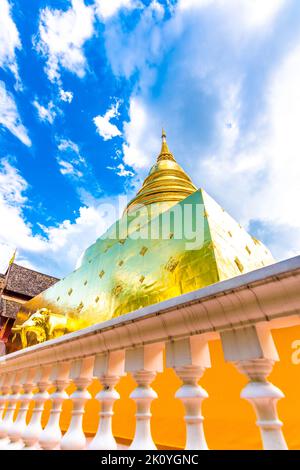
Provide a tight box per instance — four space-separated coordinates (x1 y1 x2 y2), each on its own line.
36 325 300 449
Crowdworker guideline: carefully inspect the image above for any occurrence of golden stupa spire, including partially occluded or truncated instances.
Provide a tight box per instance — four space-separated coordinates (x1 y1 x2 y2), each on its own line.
125 129 197 214
157 128 175 162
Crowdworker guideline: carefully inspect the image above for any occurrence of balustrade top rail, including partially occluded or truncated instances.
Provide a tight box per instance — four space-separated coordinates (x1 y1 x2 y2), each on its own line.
1 255 300 372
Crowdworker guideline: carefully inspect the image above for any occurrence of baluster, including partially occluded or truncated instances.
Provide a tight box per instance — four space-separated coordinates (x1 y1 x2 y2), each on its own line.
166 336 211 450
236 359 287 450
60 357 94 450
89 351 125 450
0 374 11 446
221 325 288 450
6 369 35 449
0 371 22 449
125 344 164 450
175 366 208 450
21 365 51 449
39 362 71 450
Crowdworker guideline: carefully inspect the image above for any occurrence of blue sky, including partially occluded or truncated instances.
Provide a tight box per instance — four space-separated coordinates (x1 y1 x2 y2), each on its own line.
0 0 300 277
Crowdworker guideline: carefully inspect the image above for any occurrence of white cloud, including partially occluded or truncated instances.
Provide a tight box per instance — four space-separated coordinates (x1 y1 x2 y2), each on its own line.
122 97 156 169
0 0 21 81
93 101 122 140
178 0 286 29
95 0 139 19
56 138 86 178
58 139 81 154
107 162 134 177
0 160 45 263
40 203 118 275
59 89 74 103
103 0 300 260
33 99 57 124
242 0 286 29
0 81 31 146
150 0 164 17
0 202 117 278
178 0 211 9
58 160 83 177
104 1 165 79
36 0 95 83
0 242 15 273
0 159 27 205
0 159 120 277
199 43 300 238
183 35 300 261
56 138 103 204
115 163 134 177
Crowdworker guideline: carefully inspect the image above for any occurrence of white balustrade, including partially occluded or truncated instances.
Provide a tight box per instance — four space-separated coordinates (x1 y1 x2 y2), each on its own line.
21 365 51 449
0 374 10 446
0 375 8 422
6 368 36 449
39 362 71 450
88 351 125 450
166 336 211 450
0 371 22 449
0 257 298 451
125 344 164 450
221 324 288 450
60 357 94 450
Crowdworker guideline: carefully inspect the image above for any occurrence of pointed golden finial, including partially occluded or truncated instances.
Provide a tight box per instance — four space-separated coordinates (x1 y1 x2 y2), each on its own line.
158 128 175 162
125 127 197 214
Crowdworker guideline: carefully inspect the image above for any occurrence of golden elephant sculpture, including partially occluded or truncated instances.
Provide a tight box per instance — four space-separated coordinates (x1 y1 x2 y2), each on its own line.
11 308 67 348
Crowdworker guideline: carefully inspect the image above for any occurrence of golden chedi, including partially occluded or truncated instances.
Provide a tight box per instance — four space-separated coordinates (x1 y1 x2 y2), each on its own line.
7 131 284 451
10 131 274 351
